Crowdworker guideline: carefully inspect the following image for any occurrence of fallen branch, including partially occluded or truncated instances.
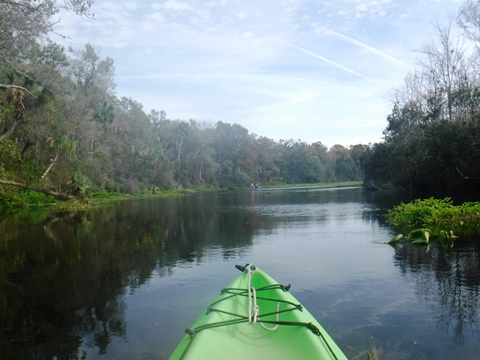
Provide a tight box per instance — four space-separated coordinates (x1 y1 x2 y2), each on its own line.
366 180 382 190
0 179 75 201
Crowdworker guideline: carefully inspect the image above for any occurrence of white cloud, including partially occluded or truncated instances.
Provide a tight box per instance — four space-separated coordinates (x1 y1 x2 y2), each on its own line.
236 11 246 19
161 0 193 11
52 0 465 147
355 3 368 18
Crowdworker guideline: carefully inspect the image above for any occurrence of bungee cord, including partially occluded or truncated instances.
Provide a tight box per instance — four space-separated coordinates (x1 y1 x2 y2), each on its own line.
186 264 318 336
179 264 343 360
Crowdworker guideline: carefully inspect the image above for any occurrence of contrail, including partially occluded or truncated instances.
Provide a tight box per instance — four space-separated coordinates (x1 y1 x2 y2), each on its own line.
283 41 373 81
316 26 411 68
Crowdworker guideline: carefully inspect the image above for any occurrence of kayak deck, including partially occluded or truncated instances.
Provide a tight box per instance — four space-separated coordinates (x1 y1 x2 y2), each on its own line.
169 264 347 360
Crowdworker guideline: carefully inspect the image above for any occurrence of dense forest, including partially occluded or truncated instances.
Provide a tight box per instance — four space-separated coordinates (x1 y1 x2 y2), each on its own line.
1 1 480 209
0 0 364 207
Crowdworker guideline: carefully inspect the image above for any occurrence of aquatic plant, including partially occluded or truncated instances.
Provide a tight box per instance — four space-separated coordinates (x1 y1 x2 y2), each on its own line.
385 197 480 248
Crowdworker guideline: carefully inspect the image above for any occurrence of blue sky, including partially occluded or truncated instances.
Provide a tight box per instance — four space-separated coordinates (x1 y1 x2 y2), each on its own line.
55 0 464 148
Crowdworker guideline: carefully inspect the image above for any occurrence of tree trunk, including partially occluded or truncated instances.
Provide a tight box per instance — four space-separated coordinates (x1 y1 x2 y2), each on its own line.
0 119 22 142
0 85 28 142
41 152 59 179
0 180 75 201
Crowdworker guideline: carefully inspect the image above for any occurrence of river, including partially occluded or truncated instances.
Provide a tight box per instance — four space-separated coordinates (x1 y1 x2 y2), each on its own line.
1 187 479 359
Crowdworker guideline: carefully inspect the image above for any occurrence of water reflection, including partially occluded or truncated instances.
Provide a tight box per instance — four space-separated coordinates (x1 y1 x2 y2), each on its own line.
393 240 480 346
0 194 259 359
0 188 479 359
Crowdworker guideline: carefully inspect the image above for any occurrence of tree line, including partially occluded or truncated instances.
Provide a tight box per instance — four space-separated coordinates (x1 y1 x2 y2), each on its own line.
0 0 364 205
3 1 480 206
361 1 480 192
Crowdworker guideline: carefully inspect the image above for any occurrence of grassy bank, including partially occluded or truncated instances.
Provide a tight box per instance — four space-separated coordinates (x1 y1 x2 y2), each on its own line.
0 181 362 215
259 181 363 189
0 187 212 214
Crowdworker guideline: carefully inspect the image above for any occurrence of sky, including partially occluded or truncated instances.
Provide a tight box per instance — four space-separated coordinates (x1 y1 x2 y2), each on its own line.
54 0 465 148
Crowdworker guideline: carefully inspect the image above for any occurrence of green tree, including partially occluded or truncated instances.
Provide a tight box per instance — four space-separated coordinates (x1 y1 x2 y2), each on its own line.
329 144 359 181
255 136 283 184
210 122 256 187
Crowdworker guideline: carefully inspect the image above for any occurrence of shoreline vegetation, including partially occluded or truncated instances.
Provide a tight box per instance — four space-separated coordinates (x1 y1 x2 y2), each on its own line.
0 181 363 215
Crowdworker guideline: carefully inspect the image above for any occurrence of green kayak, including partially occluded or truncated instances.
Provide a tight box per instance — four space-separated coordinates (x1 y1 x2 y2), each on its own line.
169 264 347 360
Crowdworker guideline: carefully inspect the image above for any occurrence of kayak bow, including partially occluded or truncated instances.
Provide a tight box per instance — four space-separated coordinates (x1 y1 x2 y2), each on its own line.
169 264 347 360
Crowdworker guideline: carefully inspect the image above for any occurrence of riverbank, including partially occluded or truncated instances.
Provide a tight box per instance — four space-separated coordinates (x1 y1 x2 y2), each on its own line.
0 181 363 215
260 181 362 189
0 188 208 215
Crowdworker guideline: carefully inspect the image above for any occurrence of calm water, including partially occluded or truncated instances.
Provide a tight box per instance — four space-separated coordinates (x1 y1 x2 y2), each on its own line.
1 187 479 359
